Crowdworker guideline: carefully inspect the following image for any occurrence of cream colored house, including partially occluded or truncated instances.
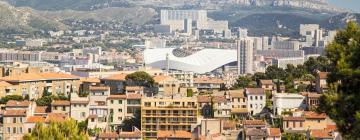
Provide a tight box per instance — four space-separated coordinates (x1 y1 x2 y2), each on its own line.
107 94 127 130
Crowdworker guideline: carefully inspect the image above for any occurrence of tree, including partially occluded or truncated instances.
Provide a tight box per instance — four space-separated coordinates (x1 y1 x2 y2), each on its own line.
186 88 193 97
23 119 88 140
121 109 141 131
319 22 360 139
232 75 252 89
281 133 312 140
0 95 24 104
125 71 155 87
265 65 286 80
252 72 267 85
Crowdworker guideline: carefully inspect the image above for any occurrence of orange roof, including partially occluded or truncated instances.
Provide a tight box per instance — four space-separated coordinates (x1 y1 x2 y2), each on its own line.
304 111 326 119
46 113 67 122
325 125 337 131
153 75 172 83
0 81 12 87
51 100 70 106
80 77 100 83
98 132 119 138
311 130 333 139
260 80 273 85
0 72 79 82
231 108 248 113
35 106 49 114
223 121 236 129
127 93 142 99
107 94 127 100
246 88 265 95
213 96 227 103
102 73 127 81
119 131 141 138
197 96 211 103
243 120 266 125
229 90 245 98
125 86 144 91
194 77 224 84
157 130 192 139
268 128 281 137
27 116 46 123
4 109 27 116
301 92 322 98
318 72 328 79
6 100 30 107
283 117 305 121
89 86 109 91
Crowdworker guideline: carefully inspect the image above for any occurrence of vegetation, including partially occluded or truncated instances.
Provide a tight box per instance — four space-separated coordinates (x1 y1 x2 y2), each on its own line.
0 95 24 104
281 133 313 140
232 75 253 89
186 88 193 97
23 119 88 140
319 22 360 139
125 71 155 87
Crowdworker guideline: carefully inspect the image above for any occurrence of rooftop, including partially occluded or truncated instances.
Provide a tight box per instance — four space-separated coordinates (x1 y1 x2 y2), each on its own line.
304 111 326 119
107 94 127 100
27 116 46 123
246 88 265 95
157 130 192 139
6 100 30 107
243 120 266 126
0 72 79 82
268 128 281 137
4 109 27 116
194 77 224 84
51 100 71 106
89 86 109 91
102 73 127 81
98 132 119 138
260 80 273 85
127 93 142 99
311 130 333 139
318 72 328 79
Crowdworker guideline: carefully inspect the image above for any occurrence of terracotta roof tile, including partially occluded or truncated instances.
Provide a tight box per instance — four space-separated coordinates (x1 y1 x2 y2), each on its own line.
127 93 142 99
27 116 46 123
304 111 326 119
197 96 211 103
153 75 173 83
243 120 266 125
157 130 192 139
4 109 26 116
246 128 267 136
229 90 245 98
311 130 333 139
223 121 236 129
212 96 227 103
283 117 305 121
119 131 141 138
51 100 70 106
6 100 30 107
98 132 119 138
80 77 100 83
268 128 281 137
246 88 265 95
0 81 12 87
325 125 337 131
107 94 127 100
35 106 49 114
46 113 67 122
102 73 127 81
260 80 273 85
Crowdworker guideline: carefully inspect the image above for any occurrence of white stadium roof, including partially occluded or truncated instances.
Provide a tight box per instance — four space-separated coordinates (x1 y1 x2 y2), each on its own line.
144 48 237 73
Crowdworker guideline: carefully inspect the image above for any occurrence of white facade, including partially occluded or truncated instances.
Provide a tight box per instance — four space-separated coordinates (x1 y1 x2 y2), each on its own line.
246 89 266 115
272 57 305 69
272 93 305 115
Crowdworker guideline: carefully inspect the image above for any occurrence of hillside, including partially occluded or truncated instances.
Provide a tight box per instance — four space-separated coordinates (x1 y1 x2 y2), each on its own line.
0 2 67 33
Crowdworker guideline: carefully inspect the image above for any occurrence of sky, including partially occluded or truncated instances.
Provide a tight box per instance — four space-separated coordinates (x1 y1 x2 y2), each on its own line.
327 0 360 12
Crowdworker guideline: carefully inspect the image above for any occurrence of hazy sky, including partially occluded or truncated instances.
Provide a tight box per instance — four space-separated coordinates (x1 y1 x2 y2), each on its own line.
328 0 360 12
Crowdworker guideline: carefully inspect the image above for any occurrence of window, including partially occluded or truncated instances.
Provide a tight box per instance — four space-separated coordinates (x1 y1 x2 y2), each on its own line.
62 106 66 111
111 100 114 104
145 102 151 107
7 127 10 133
13 118 16 123
260 96 263 100
28 128 31 133
118 109 122 112
300 122 303 127
237 98 240 102
20 117 23 123
293 121 295 127
110 109 114 114
13 127 16 134
286 121 289 128
255 96 258 100
118 117 122 121
19 127 23 133
250 96 253 100
318 120 321 123
81 112 86 117
91 118 95 122
118 100 122 104
250 104 253 108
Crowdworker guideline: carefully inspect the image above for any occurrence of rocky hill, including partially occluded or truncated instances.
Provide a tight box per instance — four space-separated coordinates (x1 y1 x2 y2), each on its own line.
0 2 67 33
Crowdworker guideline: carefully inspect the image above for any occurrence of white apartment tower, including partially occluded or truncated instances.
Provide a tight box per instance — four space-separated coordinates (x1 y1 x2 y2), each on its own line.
160 10 207 31
184 18 192 35
237 38 254 75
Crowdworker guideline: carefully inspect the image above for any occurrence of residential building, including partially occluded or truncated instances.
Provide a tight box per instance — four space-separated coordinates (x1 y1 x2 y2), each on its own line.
213 96 231 118
0 72 80 99
125 86 144 95
51 100 71 116
193 77 224 92
267 128 281 140
141 97 198 139
246 88 266 115
259 80 274 92
153 75 180 97
167 70 194 87
88 86 110 130
301 92 322 110
107 94 127 130
101 73 127 94
157 130 192 140
316 72 328 93
70 93 89 122
237 38 254 75
272 93 306 116
229 90 248 119
283 117 305 132
126 93 142 118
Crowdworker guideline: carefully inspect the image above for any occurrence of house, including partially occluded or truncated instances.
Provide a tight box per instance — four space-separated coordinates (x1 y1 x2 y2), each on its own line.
267 128 281 140
125 86 144 95
245 128 267 140
304 111 327 130
316 72 328 93
51 100 71 116
70 93 89 122
97 132 119 140
242 120 266 129
107 94 127 131
126 93 141 118
245 88 266 115
259 80 274 92
229 90 249 119
88 85 110 130
101 73 127 94
213 96 231 118
153 75 180 97
119 128 142 140
301 92 322 110
272 93 306 115
283 117 305 132
194 77 224 93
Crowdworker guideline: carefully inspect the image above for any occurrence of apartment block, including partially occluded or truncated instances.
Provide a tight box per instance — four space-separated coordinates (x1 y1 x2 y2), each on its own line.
141 97 198 139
